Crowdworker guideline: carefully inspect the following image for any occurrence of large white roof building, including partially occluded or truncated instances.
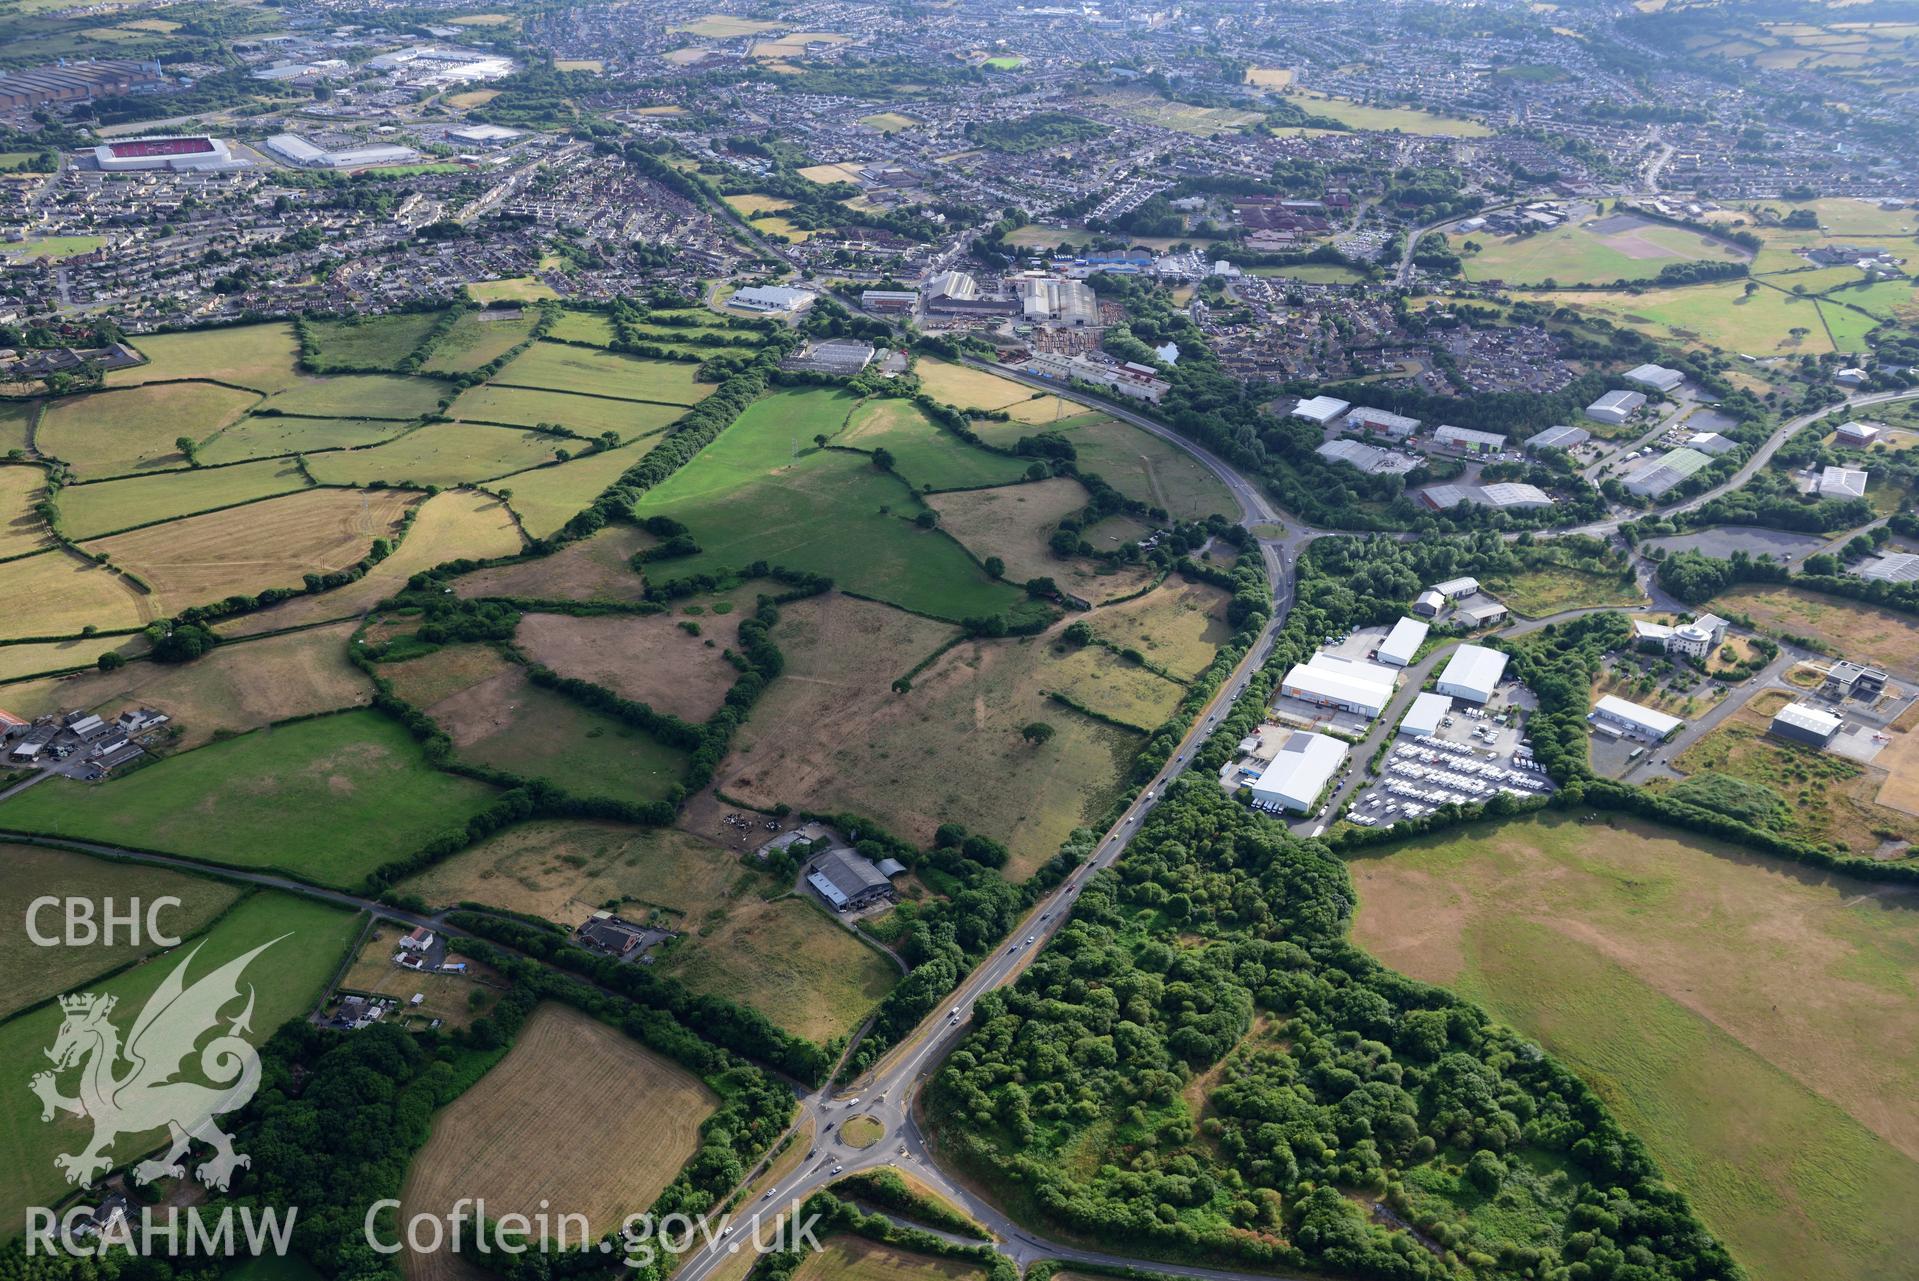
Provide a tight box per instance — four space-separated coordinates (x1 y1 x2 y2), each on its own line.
1292 395 1351 424
1377 617 1429 667
1250 731 1348 813
1279 653 1399 719
1435 644 1508 703
1592 694 1683 739
1399 691 1452 737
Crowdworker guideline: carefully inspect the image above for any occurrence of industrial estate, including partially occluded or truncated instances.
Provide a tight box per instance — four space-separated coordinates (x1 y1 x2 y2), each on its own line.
1 3 1917 1281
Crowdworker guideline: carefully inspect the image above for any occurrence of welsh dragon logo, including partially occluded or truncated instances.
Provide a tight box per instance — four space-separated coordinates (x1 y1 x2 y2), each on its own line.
31 936 284 1191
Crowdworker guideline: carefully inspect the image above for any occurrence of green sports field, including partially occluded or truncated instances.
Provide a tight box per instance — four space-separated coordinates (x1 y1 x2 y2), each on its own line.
632 388 1030 621
0 890 361 1221
0 710 499 888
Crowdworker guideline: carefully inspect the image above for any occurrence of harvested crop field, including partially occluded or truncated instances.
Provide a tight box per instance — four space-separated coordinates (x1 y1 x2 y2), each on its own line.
915 359 1047 413
400 1003 716 1281
83 486 418 615
0 464 49 557
492 342 714 405
453 524 652 602
516 603 747 721
927 478 1158 603
1086 577 1231 679
714 594 1136 878
107 323 303 393
1349 811 1919 1281
37 382 259 477
305 423 566 488
450 384 686 438
0 549 149 640
1711 585 1919 672
399 819 747 924
496 441 645 538
59 457 311 538
657 896 897 1045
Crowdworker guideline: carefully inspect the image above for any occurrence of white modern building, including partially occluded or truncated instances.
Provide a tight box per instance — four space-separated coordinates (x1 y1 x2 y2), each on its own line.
1477 482 1554 509
449 124 523 146
1591 694 1682 740
266 133 420 168
1279 653 1399 719
1432 424 1506 454
1431 576 1480 600
1413 589 1447 617
1377 617 1429 667
1250 731 1348 813
1819 465 1868 499
1526 424 1589 453
1435 644 1508 703
1317 438 1405 475
1686 431 1737 455
1585 390 1647 425
1622 447 1711 498
1624 363 1685 394
1345 406 1421 437
1292 394 1351 425
1634 613 1727 659
730 285 817 314
1860 552 1919 583
1399 691 1452 737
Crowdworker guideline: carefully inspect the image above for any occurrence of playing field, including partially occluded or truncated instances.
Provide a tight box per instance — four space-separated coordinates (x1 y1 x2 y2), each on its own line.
0 891 361 1222
860 111 920 132
927 478 1158 604
0 548 150 640
468 277 559 304
836 398 1034 491
306 423 567 488
1711 585 1919 670
495 440 643 537
59 457 312 538
657 896 898 1045
451 384 688 438
792 1237 987 1281
715 594 1136 879
258 373 445 420
107 323 304 394
670 13 782 36
83 486 418 614
306 313 445 371
491 342 715 406
400 1002 717 1280
37 382 260 477
1084 577 1232 679
0 463 49 558
1349 812 1919 1281
632 389 1028 623
1244 66 1293 88
0 709 499 887
1456 212 1751 286
1100 90 1262 136
453 524 651 602
0 843 241 1019
517 600 751 721
420 310 537 374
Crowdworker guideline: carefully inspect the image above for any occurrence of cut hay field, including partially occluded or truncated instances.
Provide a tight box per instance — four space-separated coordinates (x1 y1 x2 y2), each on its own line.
0 843 241 1019
307 313 444 371
715 594 1136 879
1 621 369 748
420 310 537 373
0 709 498 887
792 1237 987 1281
916 359 1059 415
927 477 1158 604
1536 282 1834 355
1244 66 1294 88
0 891 361 1223
83 485 417 614
1349 812 1919 1281
412 660 687 804
493 341 714 406
837 398 1033 491
59 457 310 538
657 896 898 1045
215 490 521 637
545 310 617 346
632 389 1028 623
0 464 49 558
454 524 650 602
451 384 687 438
194 414 411 465
1454 212 1751 286
37 382 259 477
305 423 566 488
258 373 446 420
400 1002 716 1281
977 411 1236 521
517 603 747 721
0 631 144 682
399 819 748 926
1086 577 1232 679
107 323 303 393
0 549 149 639
495 441 642 538
1711 584 1919 671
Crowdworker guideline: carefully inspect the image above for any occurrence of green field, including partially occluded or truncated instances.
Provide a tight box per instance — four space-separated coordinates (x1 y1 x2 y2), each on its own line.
1350 813 1919 1281
58 458 311 539
491 342 714 406
0 710 499 888
1831 278 1919 324
0 891 361 1221
306 312 444 371
1539 281 1836 355
632 389 1029 622
421 310 538 373
1817 300 1884 352
497 442 644 538
545 310 617 346
0 464 49 558
1455 215 1751 286
258 373 445 420
305 423 568 488
0 401 34 455
973 411 1235 521
193 414 412 466
1245 263 1370 284
836 398 1034 490
107 324 304 394
451 384 687 438
0 235 103 260
37 382 260 478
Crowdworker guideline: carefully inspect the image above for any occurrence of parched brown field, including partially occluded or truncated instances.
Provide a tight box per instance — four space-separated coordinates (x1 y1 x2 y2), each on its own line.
214 490 521 637
0 464 50 558
36 382 258 478
914 359 1037 413
453 524 652 602
516 602 747 722
1873 700 1919 814
0 549 150 640
0 622 368 748
1713 586 1919 673
398 819 750 925
84 487 418 615
400 1003 717 1281
0 632 146 683
791 1237 986 1281
1086 577 1231 679
1043 639 1184 729
715 594 1137 878
927 478 1157 603
382 642 515 711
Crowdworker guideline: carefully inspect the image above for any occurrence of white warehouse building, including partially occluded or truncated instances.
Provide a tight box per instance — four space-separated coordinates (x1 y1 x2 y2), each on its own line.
1591 694 1683 740
1292 395 1351 424
1250 731 1349 813
1377 617 1429 667
1279 653 1400 719
1434 644 1508 703
1399 691 1452 738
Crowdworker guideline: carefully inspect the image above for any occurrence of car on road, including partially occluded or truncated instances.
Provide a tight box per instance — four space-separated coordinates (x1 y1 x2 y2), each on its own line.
831 1165 843 1175
1025 935 1035 945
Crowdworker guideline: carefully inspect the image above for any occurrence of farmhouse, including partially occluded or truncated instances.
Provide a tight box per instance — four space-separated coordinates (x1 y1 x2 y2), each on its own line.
1249 731 1348 813
1770 701 1841 749
1623 363 1685 394
1291 394 1351 424
1399 691 1452 738
0 709 25 740
1860 552 1919 583
1585 390 1646 425
1344 406 1421 437
399 927 435 953
1434 644 1508 703
1622 447 1711 498
806 847 895 912
1377 617 1429 667
1279 653 1399 719
577 912 654 957
1525 424 1589 453
1591 694 1682 740
1818 466 1868 500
